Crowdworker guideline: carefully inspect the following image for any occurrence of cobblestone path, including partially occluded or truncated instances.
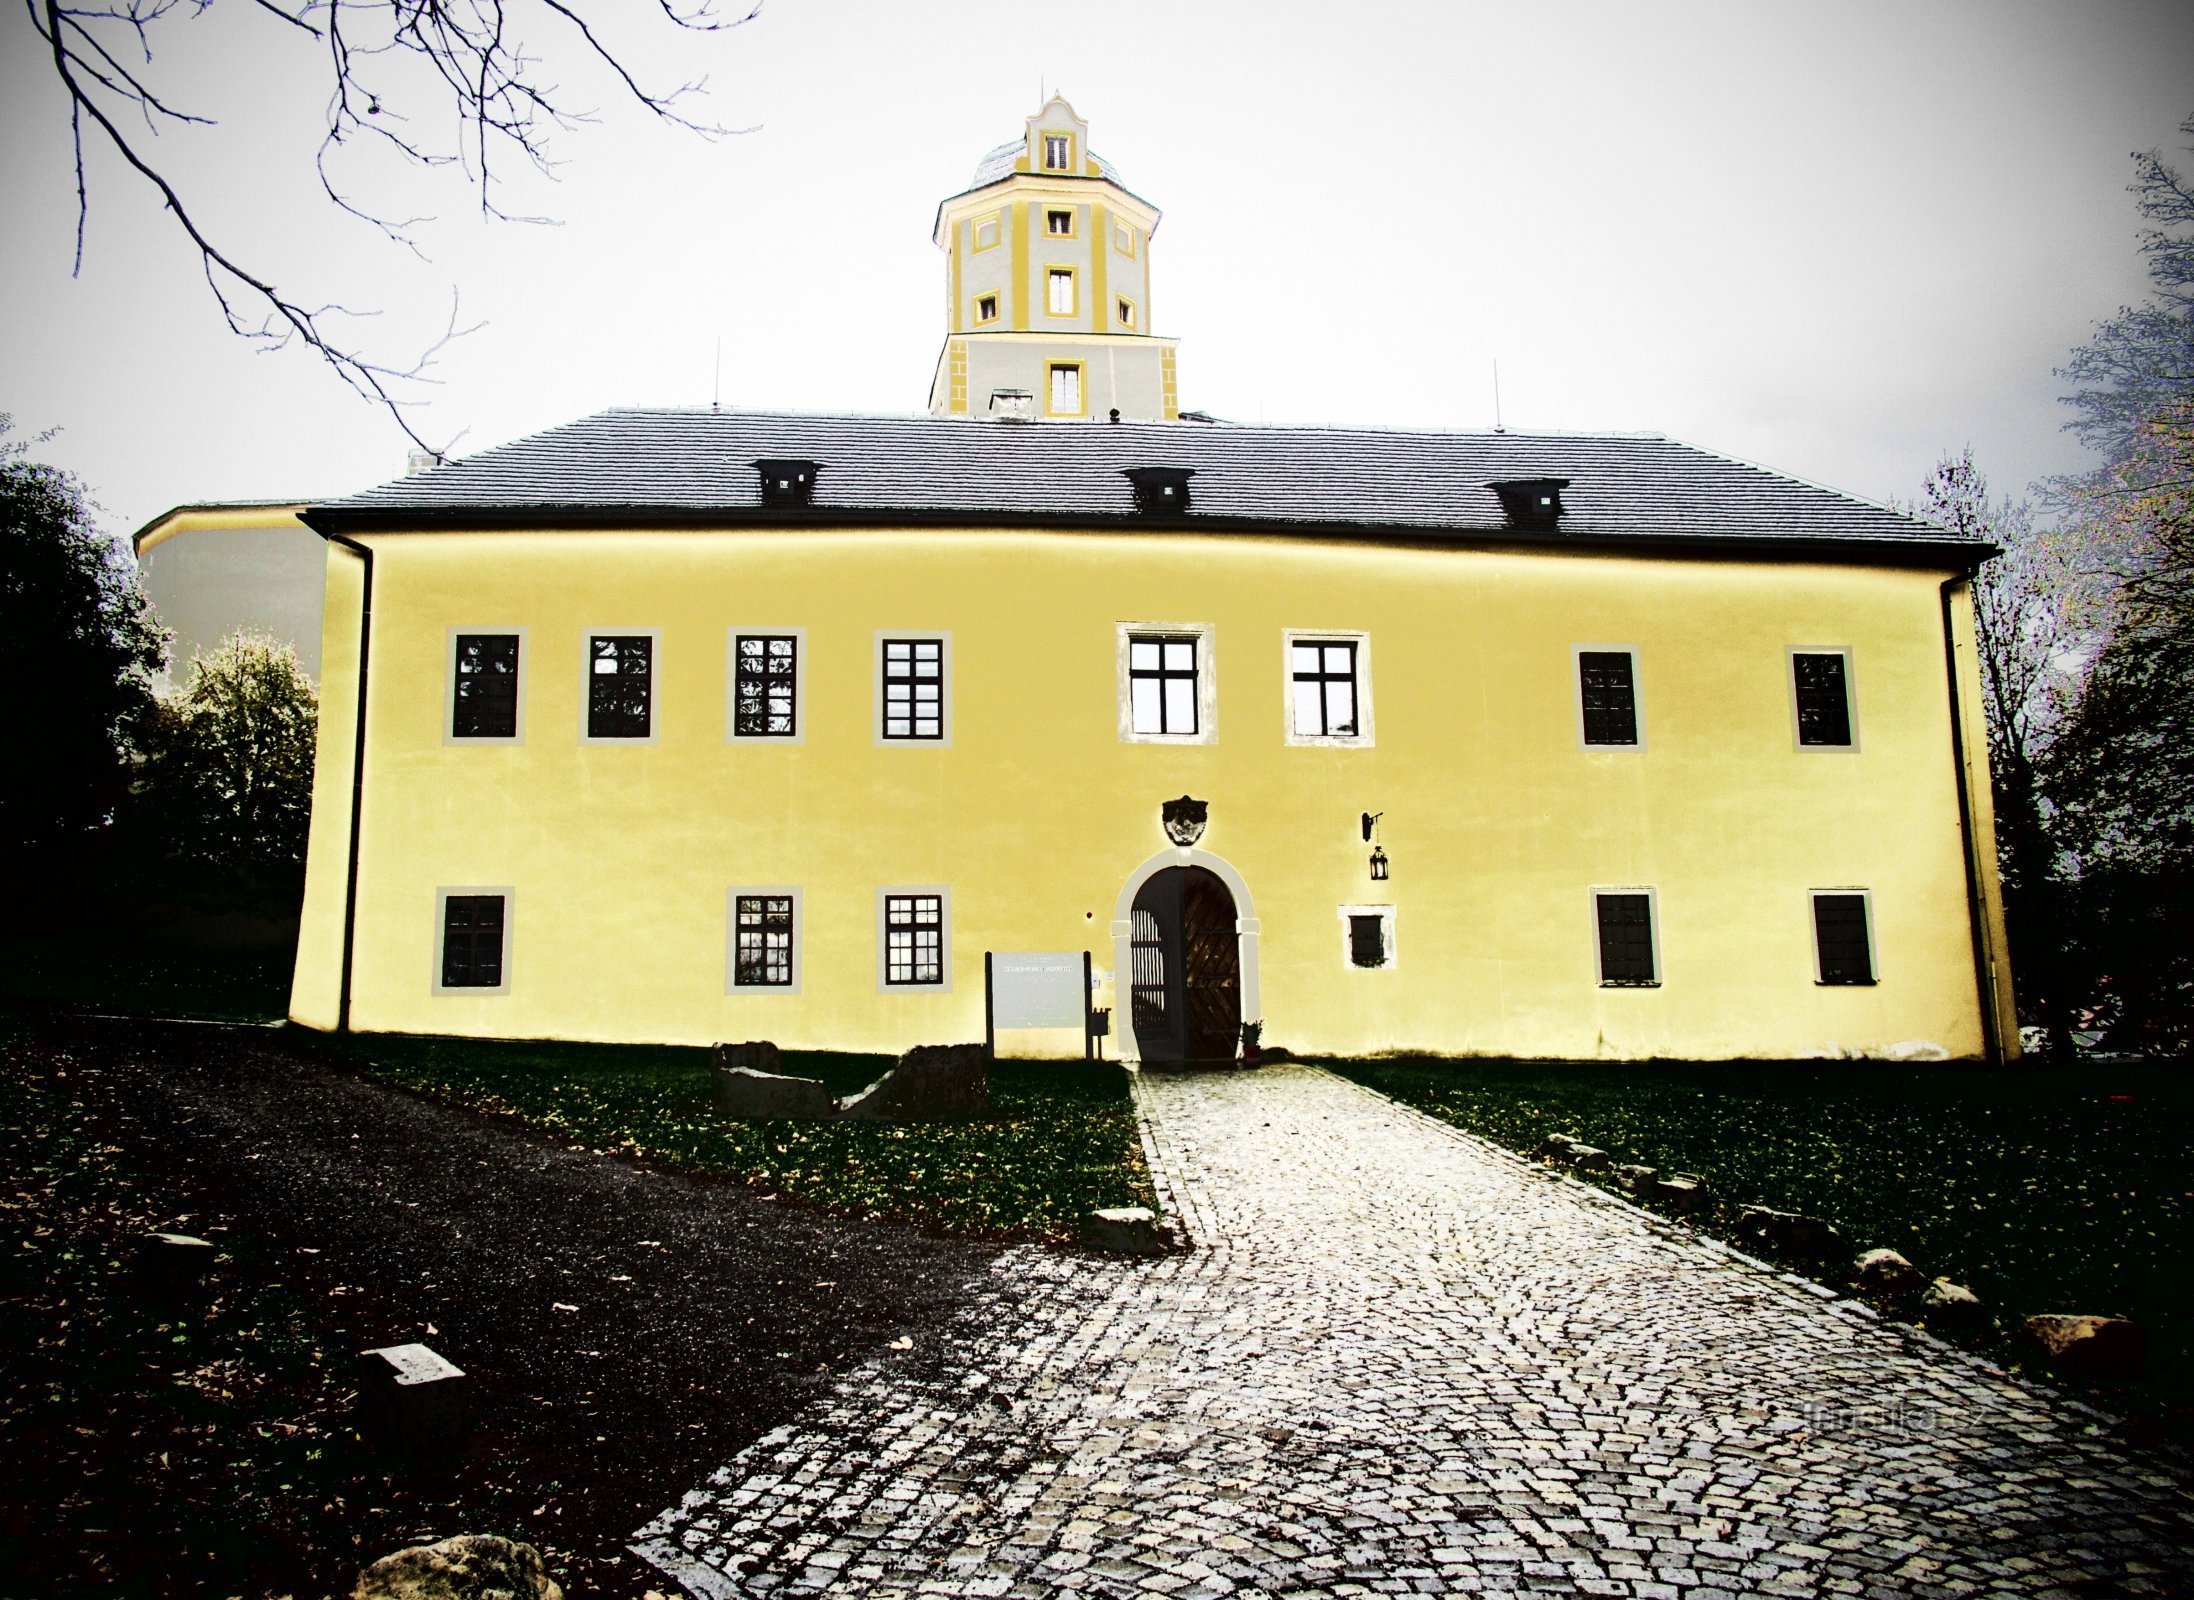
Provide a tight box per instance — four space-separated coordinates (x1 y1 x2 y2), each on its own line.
634 1066 2194 1598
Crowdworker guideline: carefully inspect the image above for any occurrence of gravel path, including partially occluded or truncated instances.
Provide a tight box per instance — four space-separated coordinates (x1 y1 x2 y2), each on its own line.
5 1018 1002 1595
636 1064 2194 1599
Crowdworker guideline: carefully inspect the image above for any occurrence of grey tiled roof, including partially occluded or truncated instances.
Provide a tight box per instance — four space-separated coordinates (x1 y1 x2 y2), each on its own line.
316 408 1974 556
969 138 1122 188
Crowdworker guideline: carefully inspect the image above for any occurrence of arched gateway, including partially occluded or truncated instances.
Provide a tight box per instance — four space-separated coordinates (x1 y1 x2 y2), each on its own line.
1112 850 1260 1064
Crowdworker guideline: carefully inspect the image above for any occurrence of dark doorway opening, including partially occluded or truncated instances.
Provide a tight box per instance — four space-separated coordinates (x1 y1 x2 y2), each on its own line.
1129 866 1242 1063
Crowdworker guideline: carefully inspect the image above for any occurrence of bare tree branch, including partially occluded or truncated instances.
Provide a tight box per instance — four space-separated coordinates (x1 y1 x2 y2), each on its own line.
30 0 756 447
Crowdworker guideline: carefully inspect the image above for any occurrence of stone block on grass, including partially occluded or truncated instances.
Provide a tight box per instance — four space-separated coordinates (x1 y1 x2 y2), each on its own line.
1738 1206 1848 1263
1613 1163 1658 1194
353 1533 562 1600
1081 1206 1168 1256
1852 1248 1926 1301
712 1065 837 1120
2018 1314 2146 1383
356 1343 469 1456
1650 1173 1707 1212
1920 1277 1986 1333
838 1044 988 1121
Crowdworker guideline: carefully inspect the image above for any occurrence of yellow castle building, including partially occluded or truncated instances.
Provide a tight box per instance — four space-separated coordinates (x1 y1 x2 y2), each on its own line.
281 99 2017 1064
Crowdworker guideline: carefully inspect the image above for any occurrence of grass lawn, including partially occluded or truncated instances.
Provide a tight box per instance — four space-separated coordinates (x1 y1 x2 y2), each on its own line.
323 1033 1155 1240
1330 1056 2194 1409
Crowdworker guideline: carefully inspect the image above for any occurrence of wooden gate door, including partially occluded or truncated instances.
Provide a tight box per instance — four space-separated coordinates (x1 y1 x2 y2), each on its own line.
1130 867 1240 1063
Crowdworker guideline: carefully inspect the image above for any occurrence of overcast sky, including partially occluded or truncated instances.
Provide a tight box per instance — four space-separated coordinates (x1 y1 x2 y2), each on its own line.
3 0 2191 540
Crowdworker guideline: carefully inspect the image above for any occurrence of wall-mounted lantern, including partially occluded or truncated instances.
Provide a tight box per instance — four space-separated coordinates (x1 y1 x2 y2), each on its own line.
1362 811 1389 881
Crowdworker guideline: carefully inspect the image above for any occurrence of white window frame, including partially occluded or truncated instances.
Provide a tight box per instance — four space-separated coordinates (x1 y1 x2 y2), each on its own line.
579 627 663 745
725 627 805 744
1589 886 1662 988
432 886 513 997
726 886 802 995
873 631 952 747
1283 629 1375 747
445 626 527 745
1788 646 1860 753
1572 644 1645 752
1336 904 1397 970
1042 133 1072 171
1117 621 1217 746
876 886 952 993
1808 887 1879 985
1046 267 1078 317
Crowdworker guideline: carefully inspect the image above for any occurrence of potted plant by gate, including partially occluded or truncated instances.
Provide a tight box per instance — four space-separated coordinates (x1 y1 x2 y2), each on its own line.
1239 1019 1264 1066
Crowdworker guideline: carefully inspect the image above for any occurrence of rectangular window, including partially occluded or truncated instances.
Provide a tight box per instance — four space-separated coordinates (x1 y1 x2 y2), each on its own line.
975 292 999 323
1047 268 1076 316
881 891 948 989
1290 639 1359 738
730 631 800 740
1117 296 1136 329
1043 134 1070 170
449 630 522 742
1115 221 1136 255
436 890 510 994
879 635 947 742
732 893 796 989
1337 904 1396 969
1129 634 1200 736
1791 649 1855 748
1046 207 1074 236
1047 362 1083 416
1577 648 1640 747
1594 891 1659 986
973 216 1000 251
1812 891 1876 984
585 632 655 741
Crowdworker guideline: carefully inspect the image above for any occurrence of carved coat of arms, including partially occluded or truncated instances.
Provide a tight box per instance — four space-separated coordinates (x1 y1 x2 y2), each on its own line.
1161 795 1209 847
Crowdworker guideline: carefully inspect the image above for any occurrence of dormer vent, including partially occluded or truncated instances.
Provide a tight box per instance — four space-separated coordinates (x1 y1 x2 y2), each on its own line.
1489 478 1570 531
1123 466 1195 515
753 459 820 507
988 389 1035 421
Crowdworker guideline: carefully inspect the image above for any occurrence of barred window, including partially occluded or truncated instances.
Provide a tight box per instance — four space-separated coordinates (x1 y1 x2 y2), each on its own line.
587 634 653 739
1291 640 1359 738
1595 892 1657 986
733 895 795 988
1578 650 1639 746
884 894 944 986
1813 893 1875 984
733 634 798 738
880 638 944 740
451 632 520 740
1129 635 1199 735
1793 651 1853 747
440 894 506 989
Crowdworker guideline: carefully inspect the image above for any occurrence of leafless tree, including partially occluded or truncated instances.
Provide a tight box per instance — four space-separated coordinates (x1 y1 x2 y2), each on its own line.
25 0 757 449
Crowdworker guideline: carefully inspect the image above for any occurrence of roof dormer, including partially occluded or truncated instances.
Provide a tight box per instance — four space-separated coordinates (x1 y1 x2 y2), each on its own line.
1025 95 1093 177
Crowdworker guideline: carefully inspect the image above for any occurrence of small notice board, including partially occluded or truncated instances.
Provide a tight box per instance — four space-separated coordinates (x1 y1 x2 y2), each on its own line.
985 951 1095 1059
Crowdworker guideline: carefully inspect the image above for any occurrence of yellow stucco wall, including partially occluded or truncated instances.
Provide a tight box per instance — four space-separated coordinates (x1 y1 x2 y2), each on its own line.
292 525 2008 1060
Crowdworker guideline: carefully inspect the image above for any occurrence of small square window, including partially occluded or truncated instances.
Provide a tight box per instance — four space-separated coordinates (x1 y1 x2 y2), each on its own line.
449 630 522 742
1047 362 1083 416
878 888 951 991
1285 631 1373 745
975 293 999 323
1337 905 1396 969
1791 649 1855 748
1576 648 1641 748
729 890 799 992
1046 208 1074 236
1047 269 1076 317
973 216 1000 250
729 630 801 741
1115 221 1135 255
1119 623 1215 744
1043 134 1071 171
1812 891 1876 984
1117 297 1136 330
1594 891 1659 986
435 889 511 994
584 632 655 741
878 633 949 743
